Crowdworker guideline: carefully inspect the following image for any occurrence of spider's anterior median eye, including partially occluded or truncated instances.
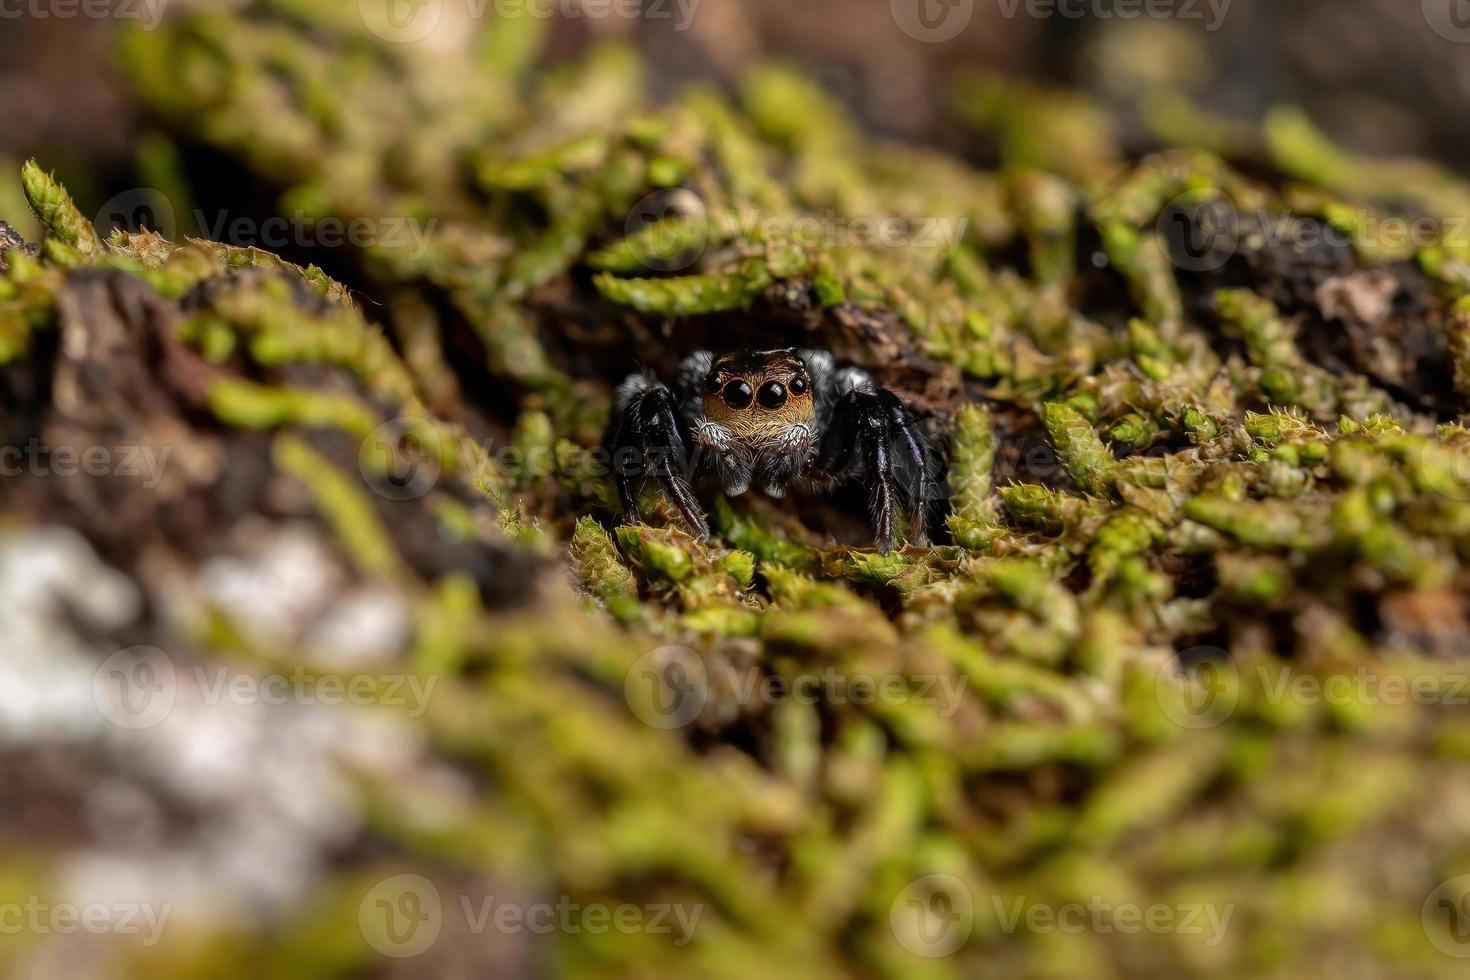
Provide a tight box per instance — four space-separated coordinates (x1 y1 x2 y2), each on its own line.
757 380 788 409
789 376 808 396
722 379 754 409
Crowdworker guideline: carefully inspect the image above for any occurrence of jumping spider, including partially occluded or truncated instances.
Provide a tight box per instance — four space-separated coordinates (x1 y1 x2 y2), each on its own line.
608 348 936 553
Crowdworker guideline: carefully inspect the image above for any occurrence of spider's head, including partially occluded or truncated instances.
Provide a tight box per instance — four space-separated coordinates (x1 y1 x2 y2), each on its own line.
701 349 814 441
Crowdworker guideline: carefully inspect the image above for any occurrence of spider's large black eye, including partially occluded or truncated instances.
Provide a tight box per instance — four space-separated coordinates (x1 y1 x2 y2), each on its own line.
722 379 754 409
789 376 808 396
757 381 788 410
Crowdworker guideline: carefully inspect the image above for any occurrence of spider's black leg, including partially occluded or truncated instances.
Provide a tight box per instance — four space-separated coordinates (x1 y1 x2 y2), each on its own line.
607 378 710 539
606 395 643 526
818 385 929 553
887 401 933 543
868 422 896 551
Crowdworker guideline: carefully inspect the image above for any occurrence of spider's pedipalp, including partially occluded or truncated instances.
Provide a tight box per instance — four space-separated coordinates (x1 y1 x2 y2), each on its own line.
694 418 753 496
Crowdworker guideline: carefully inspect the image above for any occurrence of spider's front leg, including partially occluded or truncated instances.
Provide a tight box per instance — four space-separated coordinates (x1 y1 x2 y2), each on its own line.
815 383 933 554
606 376 710 540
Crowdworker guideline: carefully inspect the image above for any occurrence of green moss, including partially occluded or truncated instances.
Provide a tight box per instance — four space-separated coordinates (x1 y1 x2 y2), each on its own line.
21 159 101 257
0 16 1460 980
570 516 639 605
1042 402 1117 497
274 434 401 580
207 379 380 437
712 497 815 569
948 404 998 524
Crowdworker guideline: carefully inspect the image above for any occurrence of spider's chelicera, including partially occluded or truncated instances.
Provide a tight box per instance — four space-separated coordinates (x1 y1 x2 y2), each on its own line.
607 348 935 553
